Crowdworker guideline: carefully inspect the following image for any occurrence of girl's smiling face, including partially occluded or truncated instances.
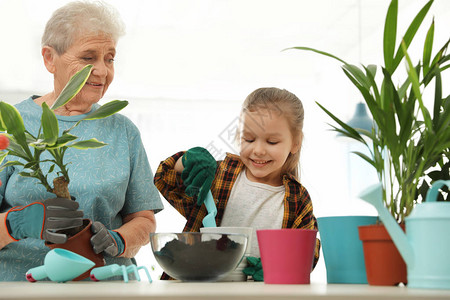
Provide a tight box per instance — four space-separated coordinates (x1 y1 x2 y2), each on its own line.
239 109 300 186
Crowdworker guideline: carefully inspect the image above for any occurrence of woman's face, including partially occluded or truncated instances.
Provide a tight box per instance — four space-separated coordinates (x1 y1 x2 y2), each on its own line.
53 34 116 107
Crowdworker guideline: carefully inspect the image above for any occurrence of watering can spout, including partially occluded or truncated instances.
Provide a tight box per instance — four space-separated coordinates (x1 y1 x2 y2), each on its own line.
359 183 414 267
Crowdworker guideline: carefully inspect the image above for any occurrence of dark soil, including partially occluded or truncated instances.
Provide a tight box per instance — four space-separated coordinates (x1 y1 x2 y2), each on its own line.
153 235 245 281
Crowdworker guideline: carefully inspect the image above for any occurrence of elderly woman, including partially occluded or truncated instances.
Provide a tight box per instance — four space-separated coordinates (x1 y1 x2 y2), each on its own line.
0 1 163 281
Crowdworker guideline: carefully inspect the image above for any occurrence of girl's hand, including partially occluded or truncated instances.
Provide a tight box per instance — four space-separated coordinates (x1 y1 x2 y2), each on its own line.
181 147 217 205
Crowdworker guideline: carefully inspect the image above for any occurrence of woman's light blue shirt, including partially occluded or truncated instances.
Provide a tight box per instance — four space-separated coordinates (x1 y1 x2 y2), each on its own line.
0 97 163 281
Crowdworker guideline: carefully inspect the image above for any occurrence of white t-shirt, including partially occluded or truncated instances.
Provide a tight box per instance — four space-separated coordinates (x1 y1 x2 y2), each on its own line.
220 170 285 257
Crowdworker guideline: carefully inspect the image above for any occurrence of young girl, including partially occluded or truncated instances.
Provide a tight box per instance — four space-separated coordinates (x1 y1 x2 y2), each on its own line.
154 87 320 273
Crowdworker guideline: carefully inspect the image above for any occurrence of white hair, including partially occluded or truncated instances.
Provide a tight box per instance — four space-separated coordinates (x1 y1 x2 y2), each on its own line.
41 1 125 54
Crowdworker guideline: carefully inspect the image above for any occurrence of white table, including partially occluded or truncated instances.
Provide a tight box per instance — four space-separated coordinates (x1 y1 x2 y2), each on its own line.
1 281 450 300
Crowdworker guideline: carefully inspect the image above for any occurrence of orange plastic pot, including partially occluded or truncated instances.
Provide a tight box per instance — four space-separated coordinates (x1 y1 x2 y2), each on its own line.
45 219 105 281
358 224 407 286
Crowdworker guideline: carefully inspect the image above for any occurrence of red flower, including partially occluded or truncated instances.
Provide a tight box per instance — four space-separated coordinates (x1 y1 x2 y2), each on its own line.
0 134 9 150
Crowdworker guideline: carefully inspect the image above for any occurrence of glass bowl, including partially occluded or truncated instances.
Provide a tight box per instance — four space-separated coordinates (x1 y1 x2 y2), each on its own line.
150 232 248 282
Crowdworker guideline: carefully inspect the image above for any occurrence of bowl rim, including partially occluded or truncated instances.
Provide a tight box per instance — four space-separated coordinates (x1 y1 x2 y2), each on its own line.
150 232 249 238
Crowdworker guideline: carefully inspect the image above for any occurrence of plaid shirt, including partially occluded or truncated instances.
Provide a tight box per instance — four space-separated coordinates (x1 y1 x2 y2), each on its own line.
154 151 321 270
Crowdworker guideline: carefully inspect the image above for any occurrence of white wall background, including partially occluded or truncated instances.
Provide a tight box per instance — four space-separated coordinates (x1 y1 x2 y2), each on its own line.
1 0 449 282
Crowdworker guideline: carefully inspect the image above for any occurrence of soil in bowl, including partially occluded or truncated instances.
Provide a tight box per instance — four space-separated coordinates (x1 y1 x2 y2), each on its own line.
153 234 246 281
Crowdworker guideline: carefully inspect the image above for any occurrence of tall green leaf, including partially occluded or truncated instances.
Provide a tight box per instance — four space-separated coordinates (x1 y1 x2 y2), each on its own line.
392 0 433 72
430 39 450 68
422 19 435 76
380 70 399 154
82 100 128 121
402 41 432 129
384 0 398 72
364 65 381 102
432 72 442 130
283 47 348 65
51 64 93 110
41 102 58 146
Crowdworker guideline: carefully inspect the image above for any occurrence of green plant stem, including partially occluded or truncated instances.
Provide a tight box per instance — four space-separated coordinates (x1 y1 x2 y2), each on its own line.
33 166 53 194
48 148 70 182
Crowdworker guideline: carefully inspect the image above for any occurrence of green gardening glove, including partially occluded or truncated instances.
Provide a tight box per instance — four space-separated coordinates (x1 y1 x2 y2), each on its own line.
181 147 217 205
243 257 264 281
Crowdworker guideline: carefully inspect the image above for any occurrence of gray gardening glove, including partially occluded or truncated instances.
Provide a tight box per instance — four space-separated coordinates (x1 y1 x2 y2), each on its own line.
90 221 125 257
5 197 84 244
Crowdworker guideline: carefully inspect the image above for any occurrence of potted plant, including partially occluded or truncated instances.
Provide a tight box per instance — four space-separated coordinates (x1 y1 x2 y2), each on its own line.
0 64 128 279
286 0 449 285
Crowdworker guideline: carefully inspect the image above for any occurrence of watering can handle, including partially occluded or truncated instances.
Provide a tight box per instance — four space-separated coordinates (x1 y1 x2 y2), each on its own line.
426 180 450 202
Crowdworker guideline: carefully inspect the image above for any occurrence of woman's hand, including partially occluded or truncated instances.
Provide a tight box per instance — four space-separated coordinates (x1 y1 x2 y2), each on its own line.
90 221 125 257
4 198 83 244
114 210 156 258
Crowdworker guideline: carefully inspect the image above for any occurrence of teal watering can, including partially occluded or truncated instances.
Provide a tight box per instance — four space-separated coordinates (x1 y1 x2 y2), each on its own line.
359 180 450 289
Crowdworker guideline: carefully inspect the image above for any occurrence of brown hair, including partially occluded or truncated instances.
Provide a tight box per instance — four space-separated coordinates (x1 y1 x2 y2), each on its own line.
238 87 304 180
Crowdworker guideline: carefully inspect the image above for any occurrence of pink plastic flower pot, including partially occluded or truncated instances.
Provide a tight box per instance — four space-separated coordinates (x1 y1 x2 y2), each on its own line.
257 229 317 284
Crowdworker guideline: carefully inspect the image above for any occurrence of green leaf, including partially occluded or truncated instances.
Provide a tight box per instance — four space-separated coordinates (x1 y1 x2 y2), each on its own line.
432 72 442 130
283 46 348 65
25 132 38 144
423 43 450 86
0 115 5 131
82 100 128 121
51 64 93 110
352 151 376 169
342 64 371 90
364 65 380 102
436 95 450 133
422 19 435 76
18 171 37 178
3 161 25 168
68 138 107 149
341 68 381 128
47 133 78 149
380 70 399 154
397 76 411 100
316 102 365 144
3 138 28 160
430 39 450 68
402 41 433 129
0 102 27 147
383 0 398 72
367 65 377 78
24 162 39 169
0 151 8 166
392 0 433 72
41 102 58 146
